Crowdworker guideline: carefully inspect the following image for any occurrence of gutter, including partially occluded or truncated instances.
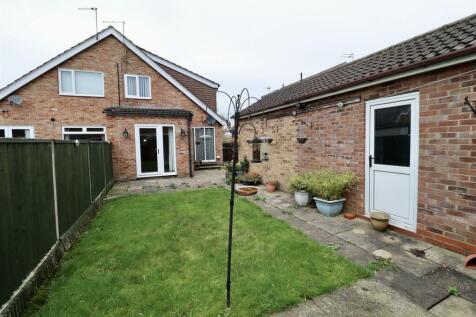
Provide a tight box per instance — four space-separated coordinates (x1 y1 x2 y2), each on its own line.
241 48 476 119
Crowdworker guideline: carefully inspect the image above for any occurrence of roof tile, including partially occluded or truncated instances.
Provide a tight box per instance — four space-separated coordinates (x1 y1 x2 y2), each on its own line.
241 14 476 116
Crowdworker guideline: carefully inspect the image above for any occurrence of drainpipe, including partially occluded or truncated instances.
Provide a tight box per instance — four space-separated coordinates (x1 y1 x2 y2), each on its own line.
116 63 121 106
188 116 193 177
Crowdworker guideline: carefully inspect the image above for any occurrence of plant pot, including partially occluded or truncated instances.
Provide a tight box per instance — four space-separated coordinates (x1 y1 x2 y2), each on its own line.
313 197 346 217
266 183 277 193
370 211 390 232
294 191 311 206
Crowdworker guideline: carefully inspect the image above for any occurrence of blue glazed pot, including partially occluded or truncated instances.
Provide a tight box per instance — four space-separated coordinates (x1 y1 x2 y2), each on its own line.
313 197 346 217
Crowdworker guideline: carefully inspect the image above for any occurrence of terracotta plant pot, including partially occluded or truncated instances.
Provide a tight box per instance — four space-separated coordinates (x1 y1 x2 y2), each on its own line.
464 254 476 270
343 212 356 220
235 186 258 196
265 183 277 193
370 211 390 232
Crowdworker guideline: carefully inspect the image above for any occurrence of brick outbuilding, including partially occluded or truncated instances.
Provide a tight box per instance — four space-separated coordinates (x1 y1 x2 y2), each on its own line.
238 15 476 255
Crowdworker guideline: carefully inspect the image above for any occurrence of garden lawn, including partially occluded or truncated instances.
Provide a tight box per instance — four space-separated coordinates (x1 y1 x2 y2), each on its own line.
26 188 369 316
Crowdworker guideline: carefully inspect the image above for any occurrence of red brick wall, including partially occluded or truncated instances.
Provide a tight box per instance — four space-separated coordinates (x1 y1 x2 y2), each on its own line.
239 61 476 255
0 35 223 181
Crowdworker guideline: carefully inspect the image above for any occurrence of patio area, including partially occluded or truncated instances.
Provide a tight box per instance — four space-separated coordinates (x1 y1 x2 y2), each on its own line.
106 169 226 199
245 185 476 316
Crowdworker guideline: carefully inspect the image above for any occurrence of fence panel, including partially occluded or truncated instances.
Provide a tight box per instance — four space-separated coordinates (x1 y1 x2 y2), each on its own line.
104 143 114 184
55 142 92 234
0 141 57 305
0 140 113 312
89 143 106 199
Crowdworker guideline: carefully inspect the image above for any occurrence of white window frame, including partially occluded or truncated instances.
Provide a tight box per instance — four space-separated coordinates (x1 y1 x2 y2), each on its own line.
0 125 35 138
134 124 177 178
124 74 152 99
58 68 105 97
193 127 216 162
62 126 107 141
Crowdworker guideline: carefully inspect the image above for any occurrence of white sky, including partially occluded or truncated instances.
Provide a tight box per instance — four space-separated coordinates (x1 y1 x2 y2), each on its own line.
0 0 475 117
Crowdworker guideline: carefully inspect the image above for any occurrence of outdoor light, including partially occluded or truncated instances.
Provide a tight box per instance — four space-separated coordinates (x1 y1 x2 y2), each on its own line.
122 128 129 138
180 128 187 137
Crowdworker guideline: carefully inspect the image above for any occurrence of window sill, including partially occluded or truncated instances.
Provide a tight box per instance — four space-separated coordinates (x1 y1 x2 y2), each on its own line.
125 96 152 100
59 93 105 98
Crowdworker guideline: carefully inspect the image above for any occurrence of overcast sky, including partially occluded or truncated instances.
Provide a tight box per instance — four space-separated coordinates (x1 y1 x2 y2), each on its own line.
1 0 475 117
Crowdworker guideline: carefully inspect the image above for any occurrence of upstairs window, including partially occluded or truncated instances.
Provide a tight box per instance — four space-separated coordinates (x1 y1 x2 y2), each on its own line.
125 74 151 99
59 69 104 97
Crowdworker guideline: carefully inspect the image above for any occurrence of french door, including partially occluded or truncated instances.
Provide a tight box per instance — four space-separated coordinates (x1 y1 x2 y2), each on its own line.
134 124 176 177
193 127 216 162
365 92 419 232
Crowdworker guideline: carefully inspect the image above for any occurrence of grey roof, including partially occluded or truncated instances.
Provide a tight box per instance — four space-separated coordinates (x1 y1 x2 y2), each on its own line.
103 106 193 118
241 14 476 116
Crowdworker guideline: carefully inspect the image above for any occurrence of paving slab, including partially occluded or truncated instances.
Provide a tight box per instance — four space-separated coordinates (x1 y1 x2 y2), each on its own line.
337 229 389 252
424 267 476 304
424 246 476 280
272 278 434 317
335 241 376 266
379 245 440 277
376 268 448 309
429 296 476 317
309 218 352 235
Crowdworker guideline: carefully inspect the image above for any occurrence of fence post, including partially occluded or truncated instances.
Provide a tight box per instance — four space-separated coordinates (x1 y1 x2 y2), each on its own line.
87 143 93 203
103 143 107 191
50 141 60 240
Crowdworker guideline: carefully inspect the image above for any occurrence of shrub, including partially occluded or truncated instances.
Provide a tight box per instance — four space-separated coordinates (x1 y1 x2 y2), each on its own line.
241 156 250 173
310 169 356 201
240 172 262 184
289 172 314 192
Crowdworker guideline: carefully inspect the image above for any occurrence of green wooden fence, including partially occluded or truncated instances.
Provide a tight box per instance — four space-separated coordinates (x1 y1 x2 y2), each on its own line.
0 139 113 306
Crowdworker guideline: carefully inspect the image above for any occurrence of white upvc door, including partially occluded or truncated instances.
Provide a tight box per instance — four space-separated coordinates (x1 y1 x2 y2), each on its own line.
134 124 177 178
365 92 419 232
193 127 216 162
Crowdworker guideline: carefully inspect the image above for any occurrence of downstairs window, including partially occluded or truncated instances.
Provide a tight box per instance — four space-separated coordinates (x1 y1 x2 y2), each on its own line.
62 126 106 141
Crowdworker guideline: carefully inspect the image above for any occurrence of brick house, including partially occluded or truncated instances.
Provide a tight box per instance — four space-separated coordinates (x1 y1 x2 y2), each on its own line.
0 27 225 180
238 15 476 255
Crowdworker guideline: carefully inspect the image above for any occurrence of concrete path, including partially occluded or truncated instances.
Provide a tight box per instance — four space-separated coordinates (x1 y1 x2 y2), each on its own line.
273 279 433 317
245 185 476 317
106 169 225 199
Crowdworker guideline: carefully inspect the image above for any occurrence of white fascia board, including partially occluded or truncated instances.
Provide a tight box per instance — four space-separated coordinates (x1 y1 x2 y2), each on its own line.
145 52 220 89
241 52 476 119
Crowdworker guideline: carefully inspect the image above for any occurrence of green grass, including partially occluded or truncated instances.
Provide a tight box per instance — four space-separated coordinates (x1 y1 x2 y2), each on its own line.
25 189 369 316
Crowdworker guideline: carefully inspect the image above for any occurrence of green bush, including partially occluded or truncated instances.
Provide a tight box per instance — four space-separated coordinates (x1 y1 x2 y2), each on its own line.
289 172 314 192
310 169 356 201
240 172 262 184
